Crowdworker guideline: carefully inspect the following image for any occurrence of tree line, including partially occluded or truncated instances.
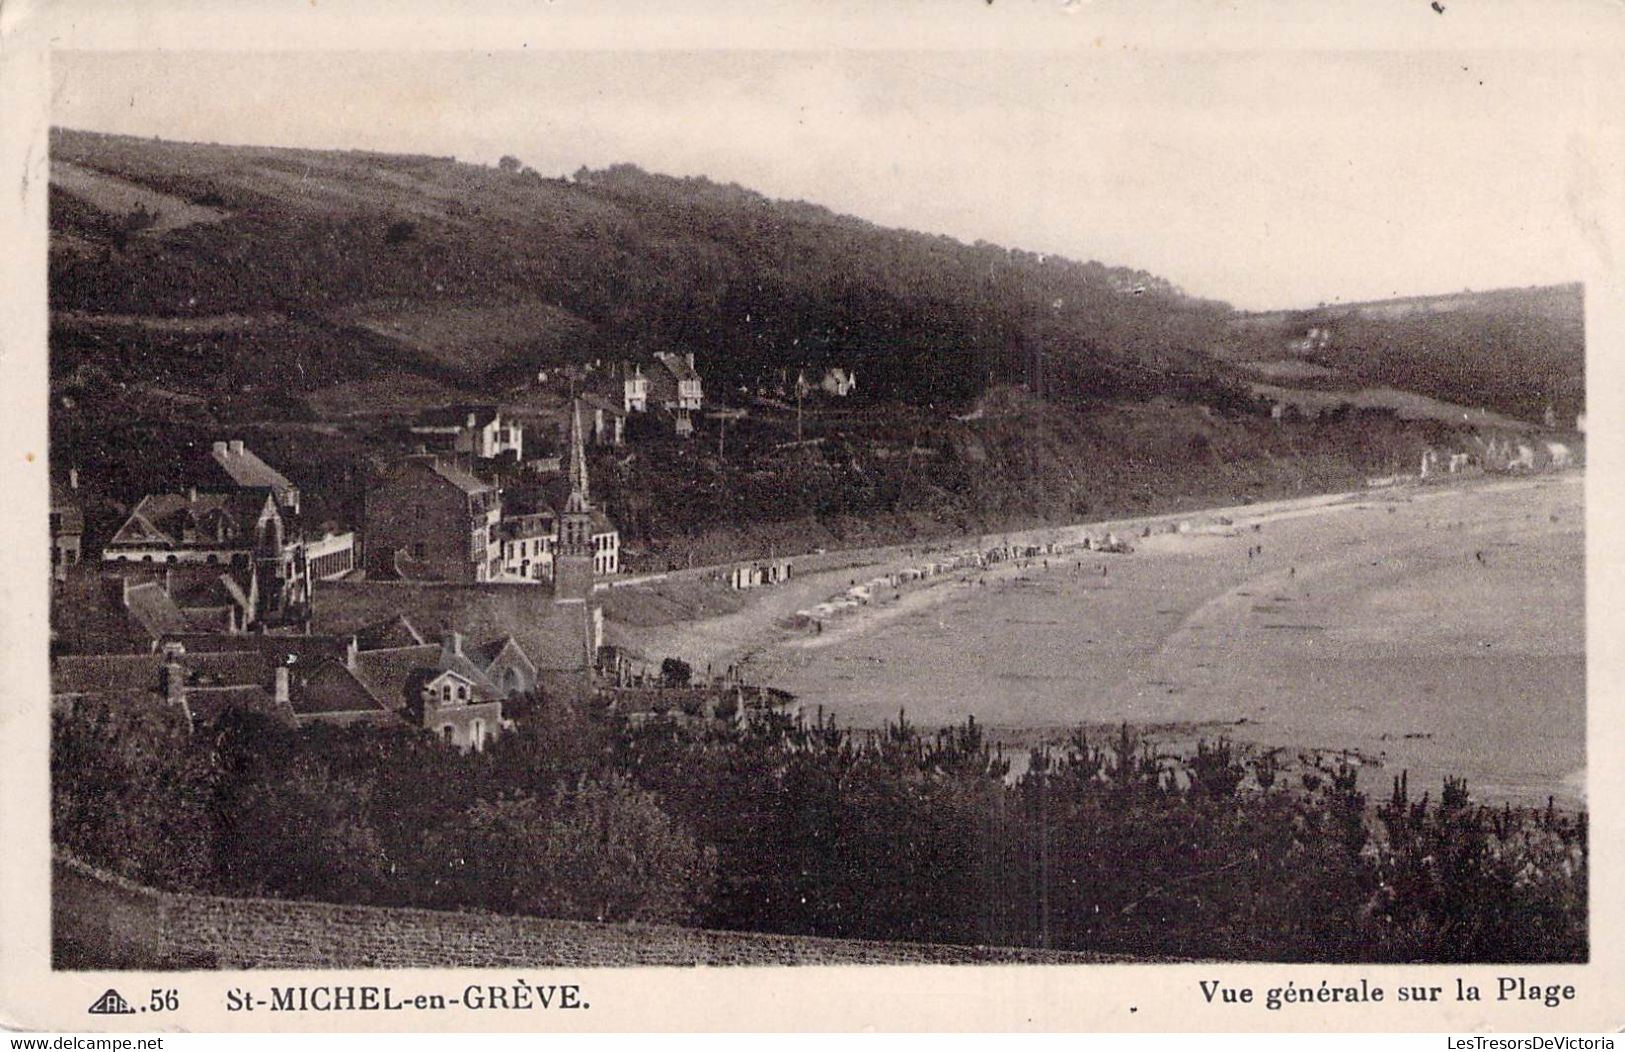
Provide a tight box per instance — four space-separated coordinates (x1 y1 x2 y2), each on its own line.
53 693 1586 962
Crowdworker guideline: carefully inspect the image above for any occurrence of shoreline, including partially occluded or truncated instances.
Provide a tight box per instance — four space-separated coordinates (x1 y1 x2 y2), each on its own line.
610 469 1574 675
608 470 1584 808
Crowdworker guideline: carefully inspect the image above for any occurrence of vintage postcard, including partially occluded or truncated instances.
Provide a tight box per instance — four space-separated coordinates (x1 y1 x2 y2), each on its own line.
2 0 1623 1033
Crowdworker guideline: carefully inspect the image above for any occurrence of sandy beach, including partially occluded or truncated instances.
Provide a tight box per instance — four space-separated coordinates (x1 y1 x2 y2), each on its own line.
609 472 1584 806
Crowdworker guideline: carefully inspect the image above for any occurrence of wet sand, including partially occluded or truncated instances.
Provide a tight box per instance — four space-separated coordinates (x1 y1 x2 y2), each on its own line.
612 473 1584 806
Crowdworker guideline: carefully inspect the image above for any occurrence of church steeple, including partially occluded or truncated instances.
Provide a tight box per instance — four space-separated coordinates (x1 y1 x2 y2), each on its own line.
566 397 590 512
553 399 596 603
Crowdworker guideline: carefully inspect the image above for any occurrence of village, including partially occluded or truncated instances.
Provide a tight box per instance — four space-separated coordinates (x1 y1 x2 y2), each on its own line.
47 328 1584 762
45 351 873 751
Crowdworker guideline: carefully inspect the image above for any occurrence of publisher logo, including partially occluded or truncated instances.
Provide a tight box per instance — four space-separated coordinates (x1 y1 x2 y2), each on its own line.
87 989 137 1015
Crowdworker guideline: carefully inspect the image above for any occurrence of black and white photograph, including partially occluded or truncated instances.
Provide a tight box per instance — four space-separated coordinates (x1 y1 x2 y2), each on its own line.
5 0 1623 1033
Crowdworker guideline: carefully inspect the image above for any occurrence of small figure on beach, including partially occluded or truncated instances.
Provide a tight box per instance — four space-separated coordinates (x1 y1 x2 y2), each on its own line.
1289 566 1296 578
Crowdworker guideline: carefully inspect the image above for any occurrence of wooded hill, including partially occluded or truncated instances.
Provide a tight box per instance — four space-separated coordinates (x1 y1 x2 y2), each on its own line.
48 128 1235 416
47 129 1582 564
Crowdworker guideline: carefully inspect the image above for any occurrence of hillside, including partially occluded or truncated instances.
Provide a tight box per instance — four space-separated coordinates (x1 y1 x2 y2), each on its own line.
1214 284 1585 425
47 129 1581 565
48 128 1235 417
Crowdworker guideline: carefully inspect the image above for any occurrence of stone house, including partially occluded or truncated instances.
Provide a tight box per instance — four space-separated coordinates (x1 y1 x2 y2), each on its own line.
586 361 650 415
649 352 704 436
365 455 502 582
207 439 301 516
499 511 556 582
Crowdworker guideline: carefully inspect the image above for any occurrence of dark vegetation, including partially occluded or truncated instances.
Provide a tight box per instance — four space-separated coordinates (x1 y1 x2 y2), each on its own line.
48 128 1231 407
48 129 1581 564
1215 284 1585 426
54 695 1587 962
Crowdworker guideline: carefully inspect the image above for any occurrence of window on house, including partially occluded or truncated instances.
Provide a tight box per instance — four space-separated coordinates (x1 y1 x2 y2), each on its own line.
441 684 452 702
456 685 467 701
472 720 485 751
413 542 427 559
442 725 455 744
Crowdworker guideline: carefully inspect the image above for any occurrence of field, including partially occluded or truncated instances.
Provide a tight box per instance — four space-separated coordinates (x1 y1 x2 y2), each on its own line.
611 472 1584 806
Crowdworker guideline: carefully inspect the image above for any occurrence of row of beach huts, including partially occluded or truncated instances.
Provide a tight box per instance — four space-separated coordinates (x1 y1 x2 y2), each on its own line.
788 533 1134 629
1368 434 1579 489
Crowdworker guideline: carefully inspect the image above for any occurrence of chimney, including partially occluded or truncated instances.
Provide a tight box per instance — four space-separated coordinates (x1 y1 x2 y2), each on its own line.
102 574 130 610
274 665 290 707
346 635 359 670
188 486 199 503
686 352 695 369
162 661 186 707
229 440 245 455
68 467 79 490
212 441 228 456
466 412 477 428
442 631 464 661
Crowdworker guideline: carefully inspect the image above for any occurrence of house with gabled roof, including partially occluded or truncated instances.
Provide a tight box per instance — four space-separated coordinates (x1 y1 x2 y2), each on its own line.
208 440 300 515
649 352 703 435
339 630 519 750
103 488 283 569
51 565 261 655
578 390 629 447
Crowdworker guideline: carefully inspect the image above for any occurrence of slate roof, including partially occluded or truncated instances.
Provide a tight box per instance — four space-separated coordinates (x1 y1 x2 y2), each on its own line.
351 614 425 650
428 459 493 496
313 584 594 674
182 650 272 688
51 654 162 697
289 661 390 715
578 391 628 418
655 352 701 384
351 643 441 710
499 512 556 541
167 566 254 613
209 443 297 504
109 490 274 549
349 634 512 710
183 685 280 722
124 581 190 639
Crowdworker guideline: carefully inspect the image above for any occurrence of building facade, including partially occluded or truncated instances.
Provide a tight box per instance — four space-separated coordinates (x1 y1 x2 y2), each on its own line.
365 455 502 582
50 476 84 581
105 489 284 569
409 405 524 461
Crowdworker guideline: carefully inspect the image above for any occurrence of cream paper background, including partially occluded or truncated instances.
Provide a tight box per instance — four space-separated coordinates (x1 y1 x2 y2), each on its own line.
2 0 1622 1032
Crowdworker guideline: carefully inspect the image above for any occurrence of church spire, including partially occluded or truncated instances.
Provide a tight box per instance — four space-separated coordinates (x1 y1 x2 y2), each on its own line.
554 398 597 603
566 397 590 512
